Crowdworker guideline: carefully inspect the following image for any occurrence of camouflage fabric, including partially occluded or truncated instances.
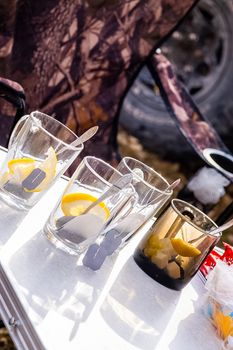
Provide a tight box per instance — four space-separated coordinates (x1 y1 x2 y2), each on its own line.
0 77 25 147
149 53 229 158
149 53 233 212
0 0 198 170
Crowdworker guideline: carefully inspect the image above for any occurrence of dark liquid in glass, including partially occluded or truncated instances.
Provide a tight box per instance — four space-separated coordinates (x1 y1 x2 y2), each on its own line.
134 249 192 291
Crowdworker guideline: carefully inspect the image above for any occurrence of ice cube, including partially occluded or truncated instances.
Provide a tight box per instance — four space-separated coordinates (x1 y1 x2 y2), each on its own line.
56 216 75 227
56 214 103 245
161 238 176 256
187 167 230 205
151 251 168 269
166 262 181 279
56 228 86 245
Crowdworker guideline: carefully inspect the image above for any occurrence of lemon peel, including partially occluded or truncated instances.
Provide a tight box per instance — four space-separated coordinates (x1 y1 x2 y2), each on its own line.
170 238 201 257
8 158 36 181
61 192 110 221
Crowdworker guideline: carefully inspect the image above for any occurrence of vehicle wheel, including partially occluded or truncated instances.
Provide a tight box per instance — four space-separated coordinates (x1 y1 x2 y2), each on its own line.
120 0 233 161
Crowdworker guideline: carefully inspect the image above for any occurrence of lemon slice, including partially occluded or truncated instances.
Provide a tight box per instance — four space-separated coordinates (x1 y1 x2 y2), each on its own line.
27 147 57 192
170 238 201 257
61 193 110 222
8 158 36 182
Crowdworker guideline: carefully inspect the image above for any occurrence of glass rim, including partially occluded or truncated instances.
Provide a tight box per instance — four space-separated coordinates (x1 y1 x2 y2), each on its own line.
30 111 84 151
171 199 221 237
83 156 124 187
121 156 172 195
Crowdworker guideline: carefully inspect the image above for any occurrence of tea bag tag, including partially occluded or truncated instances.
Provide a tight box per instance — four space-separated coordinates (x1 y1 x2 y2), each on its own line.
82 244 107 271
82 229 122 270
22 168 46 190
101 229 122 255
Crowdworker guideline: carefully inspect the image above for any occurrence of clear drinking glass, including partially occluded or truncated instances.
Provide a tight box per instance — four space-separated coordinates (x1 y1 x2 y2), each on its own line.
44 156 137 255
134 199 221 290
114 157 172 245
0 111 83 209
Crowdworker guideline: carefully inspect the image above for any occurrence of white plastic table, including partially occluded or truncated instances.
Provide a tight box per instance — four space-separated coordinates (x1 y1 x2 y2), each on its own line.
0 148 221 350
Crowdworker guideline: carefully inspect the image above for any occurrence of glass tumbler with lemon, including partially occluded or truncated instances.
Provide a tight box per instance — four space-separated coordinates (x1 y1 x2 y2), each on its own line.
0 111 83 210
134 199 221 290
115 157 172 245
44 156 137 255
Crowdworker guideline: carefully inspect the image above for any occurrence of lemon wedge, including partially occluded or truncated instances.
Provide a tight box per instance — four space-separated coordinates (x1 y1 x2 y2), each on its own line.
8 158 36 181
61 193 110 222
170 238 201 257
27 147 57 192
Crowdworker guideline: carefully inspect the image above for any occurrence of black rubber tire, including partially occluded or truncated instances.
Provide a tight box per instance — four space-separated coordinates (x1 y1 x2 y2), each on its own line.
120 0 233 161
